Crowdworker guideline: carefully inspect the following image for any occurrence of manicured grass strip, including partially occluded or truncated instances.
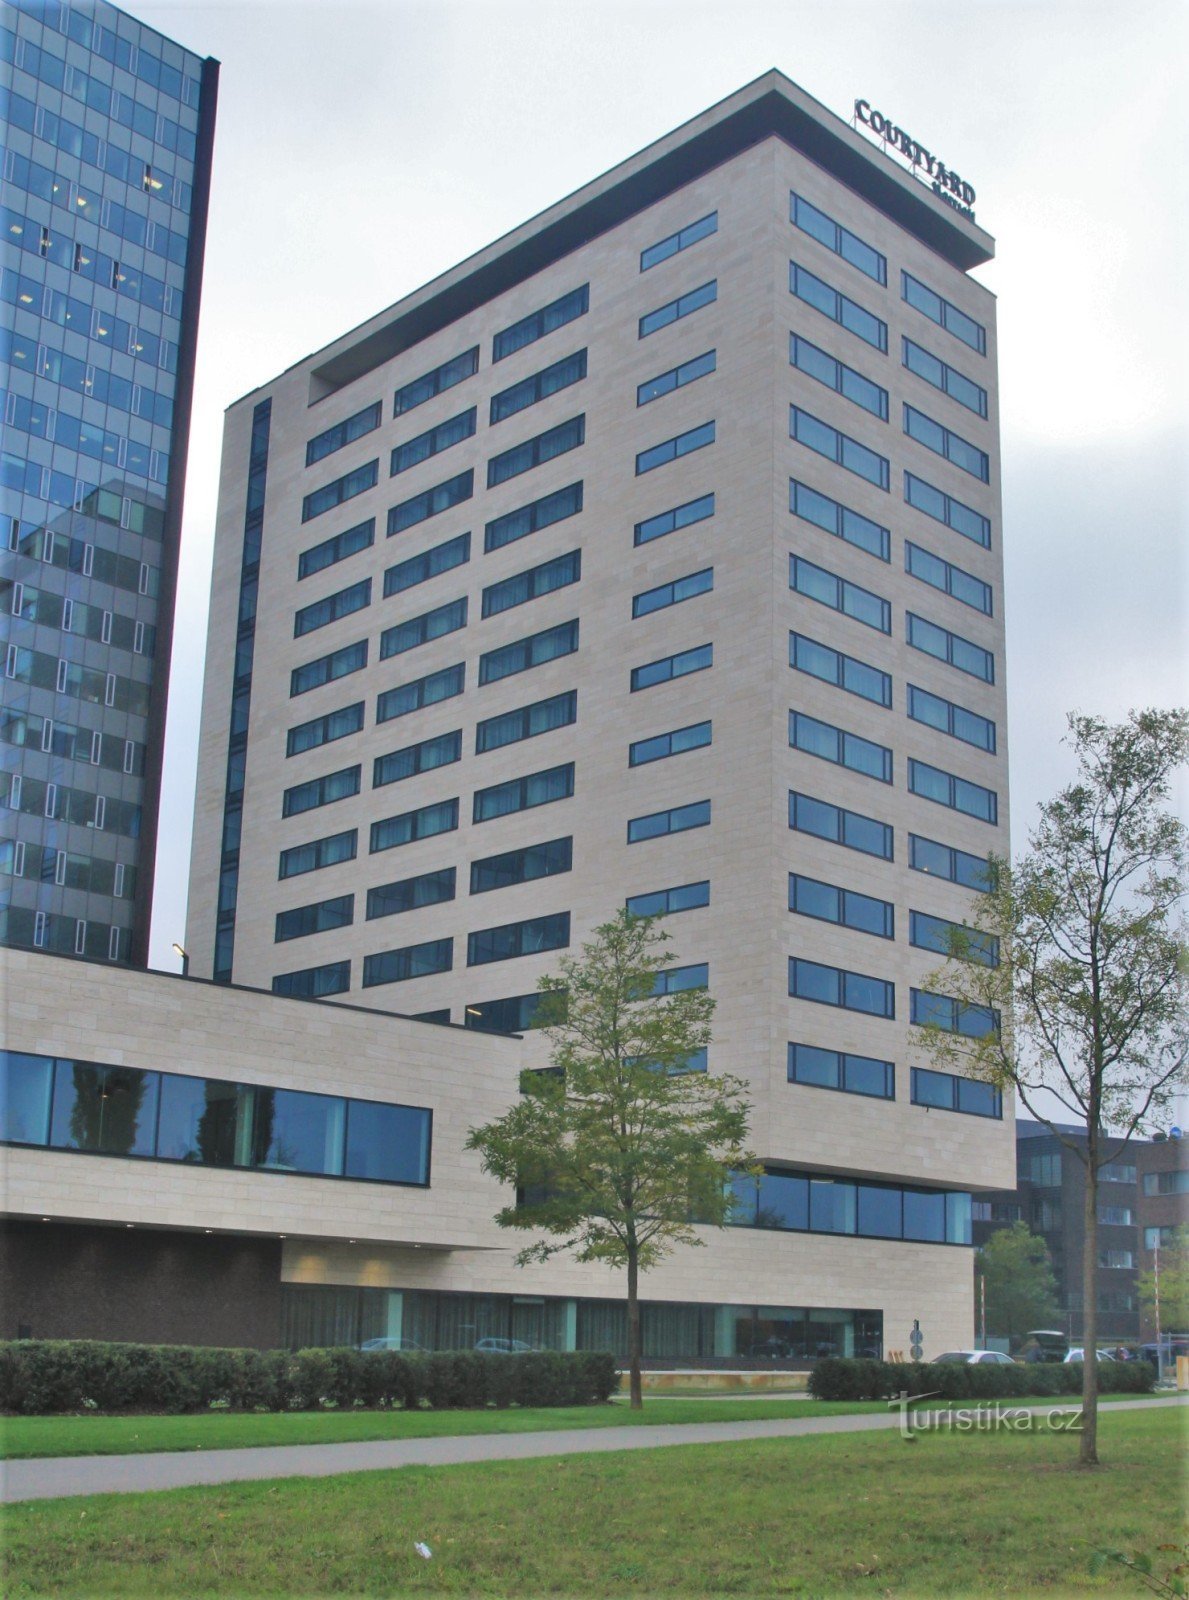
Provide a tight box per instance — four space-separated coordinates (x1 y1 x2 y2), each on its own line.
2 1408 1182 1596
0 1395 889 1460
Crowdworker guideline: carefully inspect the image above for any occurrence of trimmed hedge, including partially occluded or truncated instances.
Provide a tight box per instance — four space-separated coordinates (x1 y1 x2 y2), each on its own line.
809 1356 1157 1402
0 1341 618 1415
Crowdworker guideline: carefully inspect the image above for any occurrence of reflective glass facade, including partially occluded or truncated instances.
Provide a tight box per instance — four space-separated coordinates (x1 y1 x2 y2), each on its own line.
0 0 217 965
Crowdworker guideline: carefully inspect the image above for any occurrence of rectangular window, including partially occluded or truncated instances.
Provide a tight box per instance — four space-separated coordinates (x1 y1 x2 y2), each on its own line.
629 719 711 767
367 866 457 921
275 893 355 943
473 761 574 823
1098 1249 1135 1269
467 912 571 966
384 531 471 597
490 350 587 424
487 415 585 488
905 541 992 616
902 337 987 417
373 729 462 788
789 261 887 352
294 578 371 638
625 879 709 918
904 405 989 483
905 473 991 549
910 1064 1001 1118
653 964 709 996
1143 1169 1189 1197
493 285 589 362
627 799 711 843
910 910 998 966
636 421 714 476
789 556 889 634
306 401 382 467
390 407 476 475
380 596 468 660
639 279 717 338
278 828 357 880
790 193 887 284
370 798 459 854
285 703 365 759
1098 1206 1135 1227
282 764 361 818
482 550 581 618
641 210 717 271
637 349 716 406
394 346 479 416
902 272 986 355
790 335 888 420
635 491 715 548
789 790 893 861
790 711 892 784
790 480 889 562
789 631 891 708
376 662 465 724
464 993 549 1033
790 407 889 490
475 689 577 754
298 517 375 581
470 836 573 895
788 1042 894 1099
631 642 712 692
289 639 367 697
478 619 578 685
301 459 378 523
907 613 994 684
633 567 713 619
1099 1160 1137 1184
908 684 996 753
272 960 351 999
789 958 894 1019
485 481 583 553
910 990 1000 1042
362 937 454 989
908 759 998 824
388 469 474 536
909 833 992 892
789 873 893 938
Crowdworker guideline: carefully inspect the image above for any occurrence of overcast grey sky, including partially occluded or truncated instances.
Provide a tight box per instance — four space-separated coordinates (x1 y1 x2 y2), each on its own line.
139 0 1187 976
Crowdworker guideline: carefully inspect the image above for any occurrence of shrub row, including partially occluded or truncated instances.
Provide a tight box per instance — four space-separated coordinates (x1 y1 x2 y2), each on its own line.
0 1341 618 1415
809 1356 1157 1402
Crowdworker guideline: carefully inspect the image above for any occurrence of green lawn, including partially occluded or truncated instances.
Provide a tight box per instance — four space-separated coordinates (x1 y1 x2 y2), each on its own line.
0 1395 886 1459
2 1408 1183 1597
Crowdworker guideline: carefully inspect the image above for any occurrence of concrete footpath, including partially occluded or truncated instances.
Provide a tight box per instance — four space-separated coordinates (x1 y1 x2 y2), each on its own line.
3 1395 1183 1504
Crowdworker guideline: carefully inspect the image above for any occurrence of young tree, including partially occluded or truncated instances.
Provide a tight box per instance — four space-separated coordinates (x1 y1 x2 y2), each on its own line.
976 1221 1059 1341
912 709 1189 1465
1137 1226 1189 1341
466 910 753 1409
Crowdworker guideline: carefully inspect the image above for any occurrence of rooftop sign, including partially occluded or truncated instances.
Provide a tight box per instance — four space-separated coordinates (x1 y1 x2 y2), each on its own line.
854 99 976 220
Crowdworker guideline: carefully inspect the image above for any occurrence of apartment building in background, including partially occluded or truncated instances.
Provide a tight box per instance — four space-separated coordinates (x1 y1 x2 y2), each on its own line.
2 71 1015 1359
0 0 218 966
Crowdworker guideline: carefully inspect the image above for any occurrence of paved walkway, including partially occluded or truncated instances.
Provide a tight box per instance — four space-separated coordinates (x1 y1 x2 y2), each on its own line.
3 1395 1182 1504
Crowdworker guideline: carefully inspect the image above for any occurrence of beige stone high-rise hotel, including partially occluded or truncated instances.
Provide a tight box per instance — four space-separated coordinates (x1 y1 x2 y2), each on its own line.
3 71 1015 1359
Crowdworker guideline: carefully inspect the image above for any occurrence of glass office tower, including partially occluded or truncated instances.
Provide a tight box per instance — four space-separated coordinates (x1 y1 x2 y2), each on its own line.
0 0 217 965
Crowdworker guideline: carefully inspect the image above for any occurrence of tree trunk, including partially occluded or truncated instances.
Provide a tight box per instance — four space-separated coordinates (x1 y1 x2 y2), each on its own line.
627 1245 643 1410
1079 1164 1100 1466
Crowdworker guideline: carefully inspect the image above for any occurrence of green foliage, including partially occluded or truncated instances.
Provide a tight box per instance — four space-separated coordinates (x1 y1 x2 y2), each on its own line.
808 1356 1156 1402
1091 1544 1189 1597
1138 1226 1189 1333
0 1341 615 1415
466 910 753 1405
977 1221 1060 1339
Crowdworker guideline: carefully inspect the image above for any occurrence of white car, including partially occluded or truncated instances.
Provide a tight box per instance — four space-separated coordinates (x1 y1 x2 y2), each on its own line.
1063 1347 1116 1363
934 1349 1016 1365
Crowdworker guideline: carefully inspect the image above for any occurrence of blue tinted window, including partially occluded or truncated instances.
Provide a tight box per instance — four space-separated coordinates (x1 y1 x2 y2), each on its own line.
380 597 468 660
473 762 574 823
788 790 892 860
479 620 578 686
790 262 887 352
470 837 573 894
373 730 462 788
475 690 577 754
483 551 581 618
294 578 371 638
908 834 991 893
902 338 987 417
907 613 994 684
306 401 381 467
791 408 889 491
488 415 585 488
302 460 378 523
384 532 471 597
298 518 375 581
286 702 365 759
635 492 715 547
370 799 459 854
468 912 571 966
626 879 709 918
391 407 476 476
367 867 456 920
789 958 894 1018
631 643 712 692
789 480 889 562
905 541 992 616
904 473 991 549
908 759 997 824
902 273 986 355
633 568 713 618
790 335 888 420
789 555 890 633
789 712 892 784
394 347 479 416
491 350 587 424
362 938 453 989
493 286 589 362
275 894 354 943
629 720 711 767
290 640 367 697
639 279 717 338
485 482 583 553
789 874 893 938
789 632 891 707
909 911 999 967
636 421 715 476
388 470 473 536
376 662 465 724
272 961 351 999
627 800 711 843
904 405 989 483
278 829 357 880
282 764 361 817
638 349 716 406
908 685 996 753
790 194 886 284
641 211 718 271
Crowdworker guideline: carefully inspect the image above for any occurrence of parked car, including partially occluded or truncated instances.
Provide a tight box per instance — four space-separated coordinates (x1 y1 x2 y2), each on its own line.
934 1350 1016 1365
1063 1347 1116 1363
357 1336 426 1353
1138 1337 1189 1366
474 1337 536 1354
1018 1330 1069 1363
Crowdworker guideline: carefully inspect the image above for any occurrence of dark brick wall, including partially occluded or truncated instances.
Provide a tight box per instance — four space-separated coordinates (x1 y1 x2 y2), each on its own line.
0 1222 283 1348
